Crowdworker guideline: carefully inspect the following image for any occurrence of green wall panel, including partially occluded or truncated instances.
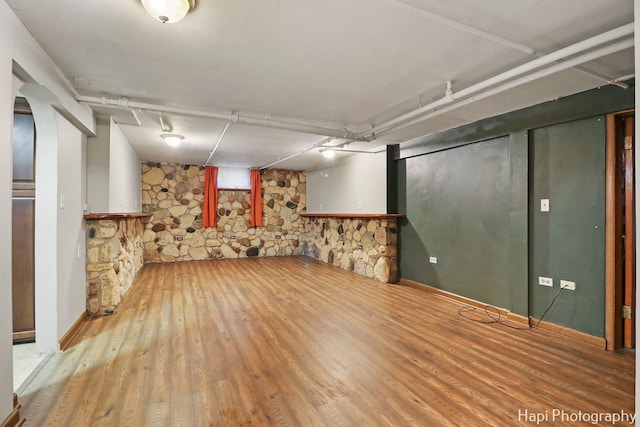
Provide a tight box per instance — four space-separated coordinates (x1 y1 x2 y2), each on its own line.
400 136 528 312
529 117 606 336
395 85 630 337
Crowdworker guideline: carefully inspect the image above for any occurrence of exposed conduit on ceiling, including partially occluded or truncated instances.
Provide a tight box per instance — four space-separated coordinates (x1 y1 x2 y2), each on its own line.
383 0 621 85
159 115 172 132
80 24 633 145
374 38 635 138
382 0 538 54
129 109 142 127
260 24 634 167
76 24 634 168
333 148 386 154
258 137 388 169
76 95 361 141
610 73 635 89
362 23 634 140
203 121 230 167
259 137 337 169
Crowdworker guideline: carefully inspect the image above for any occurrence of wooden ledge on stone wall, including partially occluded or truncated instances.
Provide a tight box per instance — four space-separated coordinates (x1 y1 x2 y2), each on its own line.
83 212 152 220
301 213 405 219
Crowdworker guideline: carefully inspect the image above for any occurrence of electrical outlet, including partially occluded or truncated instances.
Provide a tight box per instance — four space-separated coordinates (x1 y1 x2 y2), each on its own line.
429 256 437 264
538 276 553 287
560 280 576 291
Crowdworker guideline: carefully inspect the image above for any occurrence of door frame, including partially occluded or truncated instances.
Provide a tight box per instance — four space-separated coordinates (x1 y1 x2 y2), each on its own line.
12 98 36 343
605 110 635 350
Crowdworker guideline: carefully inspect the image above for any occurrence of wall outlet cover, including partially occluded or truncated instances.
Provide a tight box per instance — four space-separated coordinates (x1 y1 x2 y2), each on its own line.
538 276 553 287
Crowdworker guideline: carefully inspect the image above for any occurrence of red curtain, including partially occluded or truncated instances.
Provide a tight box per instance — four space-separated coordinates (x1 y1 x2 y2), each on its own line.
203 166 219 228
250 169 263 227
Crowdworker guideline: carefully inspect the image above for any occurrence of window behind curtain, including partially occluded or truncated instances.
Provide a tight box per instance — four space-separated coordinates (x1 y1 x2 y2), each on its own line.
217 167 250 189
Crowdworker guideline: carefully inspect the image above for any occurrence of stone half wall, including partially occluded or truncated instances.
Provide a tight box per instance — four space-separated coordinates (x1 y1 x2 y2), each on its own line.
302 217 399 283
86 217 146 316
141 163 306 262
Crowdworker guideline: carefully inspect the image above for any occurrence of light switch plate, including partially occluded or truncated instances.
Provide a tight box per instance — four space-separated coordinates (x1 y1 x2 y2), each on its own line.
540 199 549 212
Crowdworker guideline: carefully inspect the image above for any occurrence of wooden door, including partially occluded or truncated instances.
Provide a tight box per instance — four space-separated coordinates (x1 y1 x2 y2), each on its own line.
605 111 635 350
12 99 36 343
621 115 635 348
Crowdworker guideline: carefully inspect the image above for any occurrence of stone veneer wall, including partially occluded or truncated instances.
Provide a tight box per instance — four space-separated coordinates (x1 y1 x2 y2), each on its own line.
141 163 306 262
86 217 146 315
302 217 399 283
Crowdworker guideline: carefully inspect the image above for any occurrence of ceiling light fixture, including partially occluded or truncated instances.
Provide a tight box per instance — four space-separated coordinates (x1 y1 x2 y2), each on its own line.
140 0 195 24
321 148 336 159
162 133 184 147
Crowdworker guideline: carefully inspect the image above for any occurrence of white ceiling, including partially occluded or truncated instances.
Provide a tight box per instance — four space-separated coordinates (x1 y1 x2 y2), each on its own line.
6 0 634 170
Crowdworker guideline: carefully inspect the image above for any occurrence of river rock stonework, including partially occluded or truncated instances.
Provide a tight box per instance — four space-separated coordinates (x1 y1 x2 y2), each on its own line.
141 163 306 262
302 217 399 283
86 217 146 316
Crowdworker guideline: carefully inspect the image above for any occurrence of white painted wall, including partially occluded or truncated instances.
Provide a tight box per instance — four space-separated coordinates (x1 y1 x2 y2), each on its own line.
0 2 96 420
30 97 61 354
109 119 141 212
87 118 141 214
307 151 387 214
55 111 87 338
8 11 94 135
0 9 15 418
87 119 110 213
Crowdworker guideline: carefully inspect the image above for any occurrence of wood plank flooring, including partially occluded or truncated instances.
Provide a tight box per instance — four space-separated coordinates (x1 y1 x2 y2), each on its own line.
19 257 635 426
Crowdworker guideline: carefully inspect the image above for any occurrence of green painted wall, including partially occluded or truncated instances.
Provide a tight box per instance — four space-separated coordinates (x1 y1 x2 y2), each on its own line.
396 83 633 337
529 117 606 336
399 135 528 313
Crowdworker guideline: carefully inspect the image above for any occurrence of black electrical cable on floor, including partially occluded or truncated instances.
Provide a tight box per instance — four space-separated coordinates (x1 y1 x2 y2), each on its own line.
457 286 567 330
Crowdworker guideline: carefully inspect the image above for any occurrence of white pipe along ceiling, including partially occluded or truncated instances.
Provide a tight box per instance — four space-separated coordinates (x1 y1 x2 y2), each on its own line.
73 23 634 169
371 37 635 138
362 23 635 139
76 95 362 141
260 137 336 170
7 0 634 170
384 0 620 85
203 122 231 167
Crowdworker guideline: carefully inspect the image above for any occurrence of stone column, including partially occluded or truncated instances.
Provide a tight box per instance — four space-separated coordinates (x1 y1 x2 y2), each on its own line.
85 214 147 316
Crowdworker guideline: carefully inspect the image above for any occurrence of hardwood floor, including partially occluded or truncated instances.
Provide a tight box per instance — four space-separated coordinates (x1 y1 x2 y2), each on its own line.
19 257 634 426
